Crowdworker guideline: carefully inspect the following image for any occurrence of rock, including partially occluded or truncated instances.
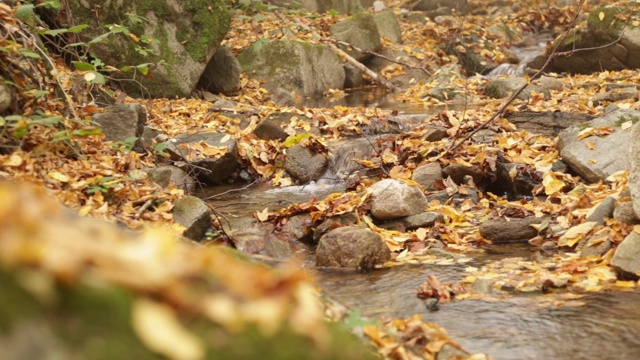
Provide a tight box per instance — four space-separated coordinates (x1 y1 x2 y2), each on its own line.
92 104 146 145
546 4 640 74
238 40 345 99
592 87 639 107
479 216 543 243
284 144 328 183
405 11 427 23
325 135 394 180
372 0 386 11
551 160 569 173
630 122 640 219
442 164 483 185
412 162 443 190
373 9 402 43
579 236 613 258
198 45 241 96
330 13 382 61
370 179 429 220
558 110 640 183
172 196 211 240
487 160 542 199
143 165 196 193
343 62 365 89
164 132 239 185
380 211 444 232
228 218 298 258
61 0 229 98
423 126 448 141
471 129 498 144
268 0 363 14
613 201 640 225
313 213 359 242
611 232 640 279
484 77 551 100
411 0 468 15
0 81 11 113
421 64 464 102
140 126 165 150
586 196 616 225
316 226 391 270
390 68 430 89
536 75 564 91
443 35 496 75
253 112 295 141
505 112 595 138
426 188 480 204
279 213 314 242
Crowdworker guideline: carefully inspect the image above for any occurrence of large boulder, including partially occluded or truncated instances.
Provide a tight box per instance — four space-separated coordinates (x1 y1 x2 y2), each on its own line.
62 0 230 98
629 119 640 219
505 112 595 137
238 40 345 100
558 110 640 183
373 9 402 43
479 216 543 243
370 179 428 220
611 232 640 278
316 226 391 270
544 4 640 74
198 45 241 96
163 131 239 185
330 12 382 61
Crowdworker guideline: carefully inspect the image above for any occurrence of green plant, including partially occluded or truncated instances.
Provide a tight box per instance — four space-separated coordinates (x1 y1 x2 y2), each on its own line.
85 176 131 194
111 136 138 153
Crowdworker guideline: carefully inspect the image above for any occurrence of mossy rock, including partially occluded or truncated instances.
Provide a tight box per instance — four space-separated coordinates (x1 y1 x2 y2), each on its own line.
63 0 230 98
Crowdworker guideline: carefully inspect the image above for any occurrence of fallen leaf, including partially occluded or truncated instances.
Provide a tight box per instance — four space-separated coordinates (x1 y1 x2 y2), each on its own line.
48 171 69 183
255 207 269 222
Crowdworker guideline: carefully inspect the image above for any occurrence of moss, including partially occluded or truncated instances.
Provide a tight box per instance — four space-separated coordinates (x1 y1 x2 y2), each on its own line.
614 115 640 127
181 0 230 62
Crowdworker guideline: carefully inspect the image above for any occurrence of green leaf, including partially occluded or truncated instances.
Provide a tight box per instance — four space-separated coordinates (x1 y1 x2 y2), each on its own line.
90 72 106 85
72 61 97 71
71 128 102 137
32 116 63 127
67 24 89 33
19 49 41 59
283 133 311 148
0 117 5 126
136 64 149 76
16 4 35 23
40 28 69 36
328 8 339 16
13 127 28 139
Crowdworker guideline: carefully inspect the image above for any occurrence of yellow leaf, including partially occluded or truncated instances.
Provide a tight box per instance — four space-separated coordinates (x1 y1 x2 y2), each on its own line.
634 225 640 234
255 207 269 222
78 205 92 216
48 171 69 183
5 154 23 167
129 33 140 42
586 139 596 150
132 299 204 360
259 151 269 163
416 227 427 241
598 11 605 21
220 134 231 143
558 221 597 247
542 171 565 195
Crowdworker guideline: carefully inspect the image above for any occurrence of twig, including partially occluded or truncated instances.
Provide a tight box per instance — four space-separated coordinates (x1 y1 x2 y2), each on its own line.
202 179 259 200
447 0 587 153
134 198 156 220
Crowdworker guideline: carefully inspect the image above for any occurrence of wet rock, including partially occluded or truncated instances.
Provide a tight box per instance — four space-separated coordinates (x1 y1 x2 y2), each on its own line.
558 110 640 183
630 121 640 219
579 236 613 258
92 104 146 145
284 144 328 183
198 45 241 96
238 40 345 100
586 196 616 225
505 112 595 138
442 164 483 186
613 201 640 225
412 162 443 190
143 165 196 193
253 112 295 141
279 213 314 243
370 179 429 220
373 9 402 43
330 13 382 62
379 211 444 232
592 87 638 106
611 232 640 279
484 77 551 100
164 132 239 185
316 226 391 270
479 216 543 243
172 196 211 241
313 213 359 242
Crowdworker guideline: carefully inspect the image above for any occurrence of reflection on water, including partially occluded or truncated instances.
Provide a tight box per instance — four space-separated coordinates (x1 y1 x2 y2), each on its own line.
316 245 640 360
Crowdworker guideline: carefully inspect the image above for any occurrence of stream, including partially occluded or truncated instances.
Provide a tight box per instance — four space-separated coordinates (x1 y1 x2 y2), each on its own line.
199 40 640 359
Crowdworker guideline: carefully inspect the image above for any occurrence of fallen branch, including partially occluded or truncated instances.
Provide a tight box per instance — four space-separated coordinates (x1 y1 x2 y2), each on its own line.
274 11 400 93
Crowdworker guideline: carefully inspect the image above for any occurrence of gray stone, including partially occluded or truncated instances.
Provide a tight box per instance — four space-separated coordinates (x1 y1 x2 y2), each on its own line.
63 0 229 98
411 0 468 14
479 216 543 243
484 77 551 100
613 201 640 225
284 144 328 183
227 218 297 258
537 75 564 91
592 87 638 106
140 126 165 150
380 211 444 232
423 126 448 141
586 196 616 225
558 110 640 183
412 162 443 190
630 120 640 219
330 13 382 61
421 64 463 102
238 40 345 99
268 0 363 14
611 232 640 277
164 131 239 185
343 63 365 89
373 9 402 43
172 196 211 240
253 113 295 141
442 164 483 185
316 226 391 270
505 112 595 138
405 11 427 23
426 189 480 204
199 45 241 96
280 213 314 242
313 213 359 242
370 179 428 220
144 165 196 193
0 81 11 113
92 104 146 144
579 236 613 258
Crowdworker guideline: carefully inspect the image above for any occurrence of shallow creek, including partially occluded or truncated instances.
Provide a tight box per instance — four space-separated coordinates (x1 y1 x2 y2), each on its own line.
203 183 640 359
